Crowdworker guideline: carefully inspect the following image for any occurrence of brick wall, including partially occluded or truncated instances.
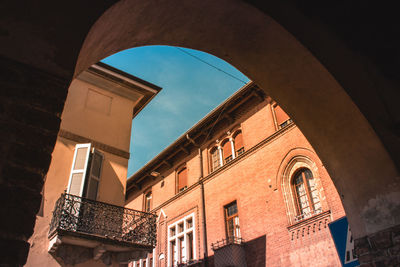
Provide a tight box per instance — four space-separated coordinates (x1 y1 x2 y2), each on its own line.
125 97 346 266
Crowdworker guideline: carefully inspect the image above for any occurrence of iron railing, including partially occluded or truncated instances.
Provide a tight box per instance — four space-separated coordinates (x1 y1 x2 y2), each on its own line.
49 193 157 248
294 207 323 223
211 236 244 251
211 236 247 267
176 259 203 267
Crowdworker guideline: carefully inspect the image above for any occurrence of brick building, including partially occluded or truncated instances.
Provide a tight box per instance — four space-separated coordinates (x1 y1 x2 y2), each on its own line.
125 82 346 267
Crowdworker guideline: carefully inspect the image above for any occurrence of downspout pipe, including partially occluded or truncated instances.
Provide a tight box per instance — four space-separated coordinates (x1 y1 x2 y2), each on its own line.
186 134 208 265
199 148 209 266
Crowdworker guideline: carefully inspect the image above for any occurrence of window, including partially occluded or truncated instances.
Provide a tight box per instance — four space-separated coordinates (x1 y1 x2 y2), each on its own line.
279 119 292 128
177 167 188 192
222 140 233 164
187 232 194 261
292 168 322 222
210 147 221 171
273 104 292 129
209 130 244 173
168 214 196 266
144 191 152 212
170 226 176 237
178 236 184 263
224 201 240 240
170 240 176 266
67 143 104 200
233 132 244 156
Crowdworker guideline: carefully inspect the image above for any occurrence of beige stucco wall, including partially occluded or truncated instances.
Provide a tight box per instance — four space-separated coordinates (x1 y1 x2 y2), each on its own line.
26 77 138 266
61 78 135 151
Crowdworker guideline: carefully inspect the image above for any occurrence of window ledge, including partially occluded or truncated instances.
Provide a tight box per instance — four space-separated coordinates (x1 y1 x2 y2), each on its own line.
287 210 331 240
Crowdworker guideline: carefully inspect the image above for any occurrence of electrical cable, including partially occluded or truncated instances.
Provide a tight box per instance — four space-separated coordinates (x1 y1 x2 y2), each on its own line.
175 47 246 145
175 47 247 85
201 101 229 146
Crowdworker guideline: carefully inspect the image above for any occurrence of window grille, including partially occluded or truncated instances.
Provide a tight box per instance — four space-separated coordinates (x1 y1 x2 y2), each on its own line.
293 169 322 221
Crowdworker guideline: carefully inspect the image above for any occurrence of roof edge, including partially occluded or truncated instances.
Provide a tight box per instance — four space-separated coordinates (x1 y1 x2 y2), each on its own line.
127 81 255 185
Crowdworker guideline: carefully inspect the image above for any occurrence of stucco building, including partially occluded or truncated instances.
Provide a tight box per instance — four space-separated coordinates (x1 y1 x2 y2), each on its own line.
26 63 161 266
125 82 347 267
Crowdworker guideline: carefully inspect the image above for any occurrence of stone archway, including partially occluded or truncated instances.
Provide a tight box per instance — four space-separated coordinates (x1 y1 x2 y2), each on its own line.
75 0 399 240
1 0 399 265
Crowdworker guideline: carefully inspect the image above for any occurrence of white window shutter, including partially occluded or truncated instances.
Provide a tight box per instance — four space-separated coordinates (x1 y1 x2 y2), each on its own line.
85 148 104 200
67 143 91 197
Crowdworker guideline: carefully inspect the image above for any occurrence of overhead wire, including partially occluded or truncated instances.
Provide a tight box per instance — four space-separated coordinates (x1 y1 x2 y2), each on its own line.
175 47 246 146
175 47 247 85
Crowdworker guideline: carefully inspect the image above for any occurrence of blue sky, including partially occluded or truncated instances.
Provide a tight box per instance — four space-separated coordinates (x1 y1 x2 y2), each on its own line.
102 46 249 177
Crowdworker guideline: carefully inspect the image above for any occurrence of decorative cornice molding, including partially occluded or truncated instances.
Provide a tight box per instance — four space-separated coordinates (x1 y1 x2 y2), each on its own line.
135 122 297 209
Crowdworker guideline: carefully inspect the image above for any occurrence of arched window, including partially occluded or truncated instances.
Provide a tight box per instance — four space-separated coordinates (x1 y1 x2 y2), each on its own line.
292 168 322 221
233 131 244 156
210 147 221 171
177 167 188 192
222 139 233 163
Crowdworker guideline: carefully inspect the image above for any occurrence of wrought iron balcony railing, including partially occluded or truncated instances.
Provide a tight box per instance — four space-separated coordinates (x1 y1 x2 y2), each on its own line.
211 236 247 267
294 207 323 223
211 236 244 251
49 193 157 248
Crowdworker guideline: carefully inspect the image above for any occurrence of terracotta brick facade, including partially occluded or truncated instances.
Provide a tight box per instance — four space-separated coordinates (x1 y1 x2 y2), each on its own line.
126 83 346 267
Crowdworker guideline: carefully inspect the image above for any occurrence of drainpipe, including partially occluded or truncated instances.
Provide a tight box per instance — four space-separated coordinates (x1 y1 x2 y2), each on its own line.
199 148 209 266
186 134 208 266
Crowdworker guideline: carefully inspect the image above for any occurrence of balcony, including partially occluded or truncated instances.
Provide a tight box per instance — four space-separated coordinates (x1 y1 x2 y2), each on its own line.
288 210 331 240
211 237 247 267
48 193 157 265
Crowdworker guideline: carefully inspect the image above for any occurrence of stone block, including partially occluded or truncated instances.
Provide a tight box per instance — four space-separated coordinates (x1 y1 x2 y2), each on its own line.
0 238 30 266
389 244 400 256
355 236 371 256
9 143 52 172
0 185 42 238
0 120 58 153
391 225 400 245
371 230 393 250
4 102 61 133
1 165 44 192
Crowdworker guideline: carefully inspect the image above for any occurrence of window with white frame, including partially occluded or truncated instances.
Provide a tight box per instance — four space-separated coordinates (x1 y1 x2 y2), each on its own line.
209 130 245 173
144 191 152 212
67 143 104 200
131 256 153 267
210 147 221 171
168 213 196 267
